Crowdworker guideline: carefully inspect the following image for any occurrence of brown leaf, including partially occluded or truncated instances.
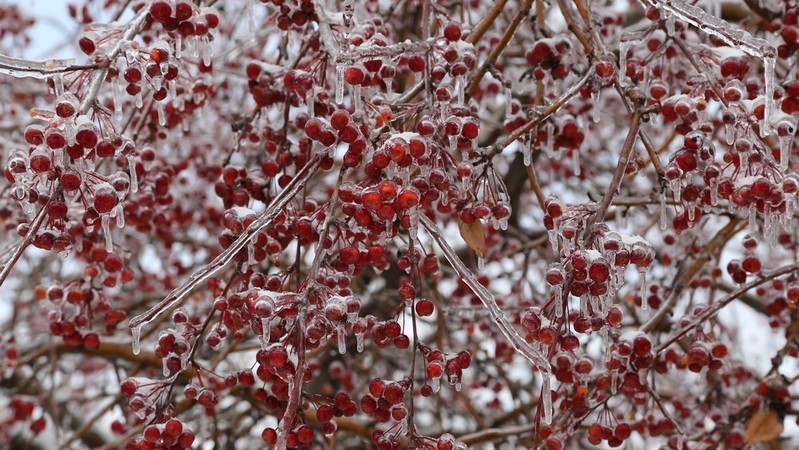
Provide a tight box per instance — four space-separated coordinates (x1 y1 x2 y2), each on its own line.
744 409 783 445
458 219 486 257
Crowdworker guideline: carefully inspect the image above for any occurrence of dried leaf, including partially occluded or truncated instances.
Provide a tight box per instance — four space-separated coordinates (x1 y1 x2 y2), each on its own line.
744 409 783 445
458 219 486 257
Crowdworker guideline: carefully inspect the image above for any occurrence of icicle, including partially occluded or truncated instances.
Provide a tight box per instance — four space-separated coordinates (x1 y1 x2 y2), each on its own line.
132 325 142 355
456 76 465 105
602 330 611 361
660 194 668 230
580 295 588 316
548 230 558 252
454 382 462 392
53 74 64 96
687 202 695 221
505 86 513 117
676 433 685 449
168 80 176 101
449 135 457 152
353 85 363 115
610 371 618 394
114 205 125 228
201 41 212 67
639 268 648 311
356 333 364 352
102 214 113 252
554 286 563 318
764 209 776 247
541 374 553 424
260 318 271 346
762 55 775 137
65 121 76 147
128 156 138 193
591 91 601 122
780 135 792 171
175 35 182 59
739 151 749 174
710 178 718 206
544 124 554 156
156 101 166 126
477 256 485 271
431 376 440 392
572 149 581 176
335 65 344 104
113 78 123 122
498 217 508 230
619 42 630 84
748 203 757 231
337 325 347 354
523 138 532 166
306 89 315 116
670 179 682 203
725 122 735 145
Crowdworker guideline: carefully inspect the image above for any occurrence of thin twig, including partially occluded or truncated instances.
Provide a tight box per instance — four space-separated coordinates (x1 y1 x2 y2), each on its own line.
0 198 52 288
466 0 533 98
655 262 799 353
487 70 592 158
641 218 744 333
466 0 509 45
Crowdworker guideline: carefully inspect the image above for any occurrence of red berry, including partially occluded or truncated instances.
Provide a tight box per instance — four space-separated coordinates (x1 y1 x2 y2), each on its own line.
395 188 420 209
415 299 434 316
443 23 462 41
93 187 118 214
344 66 365 85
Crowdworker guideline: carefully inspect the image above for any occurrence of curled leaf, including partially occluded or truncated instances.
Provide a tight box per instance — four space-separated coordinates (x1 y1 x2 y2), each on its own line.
458 219 486 257
744 409 783 445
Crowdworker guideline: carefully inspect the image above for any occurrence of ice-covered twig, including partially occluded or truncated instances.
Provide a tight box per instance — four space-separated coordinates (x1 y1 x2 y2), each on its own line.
128 154 324 350
78 5 151 115
419 214 553 423
583 110 641 244
0 54 77 79
654 262 799 353
644 0 776 133
0 200 51 288
645 0 773 58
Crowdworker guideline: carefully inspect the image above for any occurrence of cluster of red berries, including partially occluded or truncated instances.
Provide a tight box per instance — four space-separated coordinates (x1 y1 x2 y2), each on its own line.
361 378 409 424
525 37 574 80
587 421 633 447
260 424 316 448
2 397 46 438
422 348 472 390
148 0 218 37
126 418 195 450
312 392 357 437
